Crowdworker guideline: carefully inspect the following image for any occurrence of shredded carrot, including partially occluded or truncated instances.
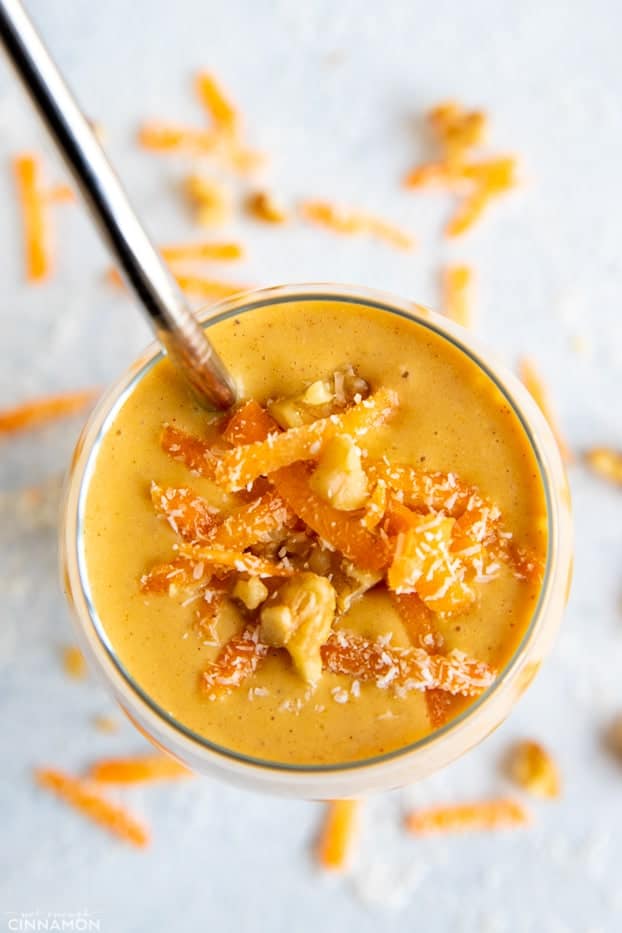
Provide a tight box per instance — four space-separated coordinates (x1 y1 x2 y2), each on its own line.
405 798 529 835
140 555 202 594
446 186 492 237
150 482 218 543
201 625 269 696
161 241 243 262
246 190 288 223
443 264 474 328
223 399 277 446
429 101 488 162
179 543 293 578
209 489 295 550
518 357 572 463
89 755 192 783
35 768 149 847
174 273 249 300
0 388 99 435
316 800 360 871
211 387 397 492
62 645 87 680
137 122 218 152
195 72 240 135
585 447 622 486
13 154 48 281
321 631 495 696
300 200 416 250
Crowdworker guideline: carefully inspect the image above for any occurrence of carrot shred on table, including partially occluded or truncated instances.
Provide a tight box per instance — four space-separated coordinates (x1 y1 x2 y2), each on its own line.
316 799 360 871
13 154 49 281
173 273 249 300
518 357 572 464
195 72 240 135
584 447 622 486
300 200 416 250
161 241 243 262
446 186 492 237
89 755 192 784
137 122 218 152
405 798 529 835
35 768 149 847
183 174 233 228
0 388 99 435
62 645 87 680
443 264 474 328
92 715 119 734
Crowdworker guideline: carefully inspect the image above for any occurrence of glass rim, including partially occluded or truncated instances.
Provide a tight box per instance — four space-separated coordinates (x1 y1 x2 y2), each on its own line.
65 282 566 777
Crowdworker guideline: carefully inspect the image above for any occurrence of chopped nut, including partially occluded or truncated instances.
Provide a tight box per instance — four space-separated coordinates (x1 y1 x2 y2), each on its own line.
183 174 232 228
260 573 336 683
302 380 333 406
62 645 86 680
233 576 269 610
504 739 561 798
309 435 369 511
585 448 622 487
246 190 288 223
336 561 383 612
259 604 296 646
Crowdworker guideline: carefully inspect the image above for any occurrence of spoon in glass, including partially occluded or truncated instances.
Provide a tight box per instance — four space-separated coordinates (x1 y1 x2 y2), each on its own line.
0 0 237 410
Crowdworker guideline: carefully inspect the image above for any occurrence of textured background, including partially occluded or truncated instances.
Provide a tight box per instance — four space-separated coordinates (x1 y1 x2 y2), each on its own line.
1 1 621 931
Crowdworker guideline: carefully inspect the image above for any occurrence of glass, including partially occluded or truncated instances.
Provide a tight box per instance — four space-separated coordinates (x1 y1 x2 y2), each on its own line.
60 284 573 798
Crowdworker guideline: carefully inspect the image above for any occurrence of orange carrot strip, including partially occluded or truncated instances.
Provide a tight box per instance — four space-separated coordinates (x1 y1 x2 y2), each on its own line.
404 157 516 192
274 464 391 572
584 447 622 486
209 489 294 550
403 161 456 189
223 400 277 446
446 186 492 237
518 357 572 463
367 460 481 516
174 273 249 300
443 264 474 328
392 593 461 728
178 543 293 578
13 154 48 280
213 388 397 492
161 241 243 262
195 72 240 134
137 122 218 152
89 755 192 784
150 482 219 543
201 624 269 696
0 389 99 435
161 423 220 476
35 768 149 847
405 798 529 835
300 200 415 250
140 555 202 594
317 800 360 871
321 630 495 696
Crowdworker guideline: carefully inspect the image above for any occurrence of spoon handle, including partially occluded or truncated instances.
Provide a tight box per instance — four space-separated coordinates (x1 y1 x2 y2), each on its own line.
0 0 236 410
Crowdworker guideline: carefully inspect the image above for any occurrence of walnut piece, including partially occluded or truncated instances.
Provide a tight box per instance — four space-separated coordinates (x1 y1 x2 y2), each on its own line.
309 435 369 511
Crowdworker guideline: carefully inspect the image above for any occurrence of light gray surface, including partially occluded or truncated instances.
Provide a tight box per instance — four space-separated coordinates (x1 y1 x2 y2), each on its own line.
1 1 621 931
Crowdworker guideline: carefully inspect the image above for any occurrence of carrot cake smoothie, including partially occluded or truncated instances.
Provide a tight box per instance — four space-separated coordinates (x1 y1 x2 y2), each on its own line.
82 297 547 766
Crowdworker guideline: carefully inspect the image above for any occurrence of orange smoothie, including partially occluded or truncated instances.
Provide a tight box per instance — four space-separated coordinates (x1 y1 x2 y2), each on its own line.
83 298 547 766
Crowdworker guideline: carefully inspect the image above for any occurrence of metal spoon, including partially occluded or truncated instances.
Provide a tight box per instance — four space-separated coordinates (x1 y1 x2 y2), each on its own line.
0 0 237 410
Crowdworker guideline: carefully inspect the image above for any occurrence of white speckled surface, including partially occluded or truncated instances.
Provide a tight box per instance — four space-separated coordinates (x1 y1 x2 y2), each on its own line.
1 1 621 931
